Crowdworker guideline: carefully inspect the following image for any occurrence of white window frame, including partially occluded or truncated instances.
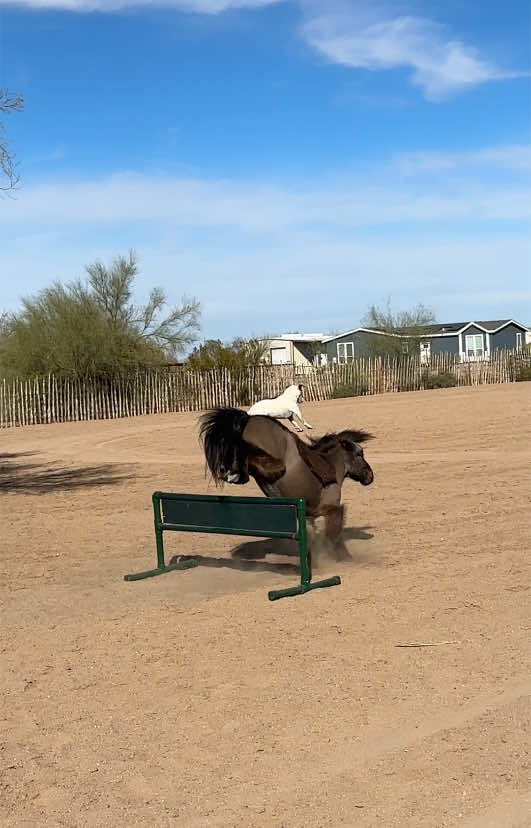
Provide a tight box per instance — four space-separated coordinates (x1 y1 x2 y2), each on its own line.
420 341 431 365
465 334 484 360
270 347 288 365
516 332 523 351
337 342 354 364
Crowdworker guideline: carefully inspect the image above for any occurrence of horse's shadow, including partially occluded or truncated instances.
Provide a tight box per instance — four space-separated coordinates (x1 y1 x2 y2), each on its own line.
232 526 374 562
168 526 374 576
169 548 299 576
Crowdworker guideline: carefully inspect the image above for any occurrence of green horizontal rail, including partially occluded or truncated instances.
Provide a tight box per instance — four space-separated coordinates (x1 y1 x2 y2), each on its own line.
159 523 297 539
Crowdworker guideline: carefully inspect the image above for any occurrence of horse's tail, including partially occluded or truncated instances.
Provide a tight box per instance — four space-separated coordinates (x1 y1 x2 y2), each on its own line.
198 407 251 485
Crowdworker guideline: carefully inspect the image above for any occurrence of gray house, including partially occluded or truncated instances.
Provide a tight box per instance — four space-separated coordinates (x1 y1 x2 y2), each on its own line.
413 319 528 363
321 328 399 364
322 319 529 364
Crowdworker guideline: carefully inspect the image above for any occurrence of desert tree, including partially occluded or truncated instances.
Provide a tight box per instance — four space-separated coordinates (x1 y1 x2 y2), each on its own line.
360 298 437 357
86 250 200 359
0 251 201 378
186 336 268 371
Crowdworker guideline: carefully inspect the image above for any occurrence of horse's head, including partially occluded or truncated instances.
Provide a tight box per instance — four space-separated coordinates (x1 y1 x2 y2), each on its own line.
217 445 250 485
338 430 374 486
199 408 250 485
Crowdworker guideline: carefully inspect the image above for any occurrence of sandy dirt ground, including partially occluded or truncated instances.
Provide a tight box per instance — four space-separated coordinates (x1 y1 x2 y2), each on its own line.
1 383 530 827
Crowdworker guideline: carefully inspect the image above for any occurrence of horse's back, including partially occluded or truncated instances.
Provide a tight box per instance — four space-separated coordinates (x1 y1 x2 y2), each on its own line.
242 415 290 456
243 416 330 512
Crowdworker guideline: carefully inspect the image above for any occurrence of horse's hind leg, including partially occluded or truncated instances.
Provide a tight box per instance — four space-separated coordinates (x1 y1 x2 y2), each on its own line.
324 504 350 561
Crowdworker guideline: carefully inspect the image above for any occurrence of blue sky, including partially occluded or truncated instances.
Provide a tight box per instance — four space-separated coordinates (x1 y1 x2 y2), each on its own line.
1 0 530 344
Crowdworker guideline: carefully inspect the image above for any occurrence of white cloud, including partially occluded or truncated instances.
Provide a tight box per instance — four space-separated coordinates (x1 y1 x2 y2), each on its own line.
3 230 530 336
394 145 531 175
3 0 524 99
300 6 521 100
0 169 529 229
1 144 530 334
0 0 279 11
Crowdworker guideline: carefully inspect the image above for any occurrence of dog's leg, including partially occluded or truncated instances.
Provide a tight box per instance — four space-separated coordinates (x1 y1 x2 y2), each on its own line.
292 403 312 430
290 406 311 431
288 412 304 432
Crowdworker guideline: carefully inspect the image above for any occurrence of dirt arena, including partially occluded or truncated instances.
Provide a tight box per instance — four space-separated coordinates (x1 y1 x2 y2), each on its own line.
1 383 530 827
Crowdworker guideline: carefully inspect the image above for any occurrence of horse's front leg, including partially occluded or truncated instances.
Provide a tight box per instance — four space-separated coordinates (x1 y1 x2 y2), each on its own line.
323 504 350 562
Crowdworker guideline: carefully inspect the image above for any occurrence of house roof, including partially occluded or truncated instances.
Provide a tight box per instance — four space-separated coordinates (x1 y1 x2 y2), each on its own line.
411 322 467 335
323 327 396 343
268 319 529 346
414 319 529 336
277 332 325 342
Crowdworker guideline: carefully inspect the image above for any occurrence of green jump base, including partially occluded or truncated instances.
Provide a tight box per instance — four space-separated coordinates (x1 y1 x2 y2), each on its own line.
124 559 199 581
268 575 341 601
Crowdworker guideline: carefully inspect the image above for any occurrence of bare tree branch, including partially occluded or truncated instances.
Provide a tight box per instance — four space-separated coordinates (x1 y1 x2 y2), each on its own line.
86 250 201 357
360 297 437 356
0 89 24 193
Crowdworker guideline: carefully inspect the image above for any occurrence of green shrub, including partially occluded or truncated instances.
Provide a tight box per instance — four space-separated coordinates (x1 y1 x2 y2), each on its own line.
516 365 531 382
331 381 368 399
423 371 457 389
236 386 251 406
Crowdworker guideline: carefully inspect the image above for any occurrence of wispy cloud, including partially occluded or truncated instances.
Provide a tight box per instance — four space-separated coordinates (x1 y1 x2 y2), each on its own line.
1 162 529 229
301 5 523 100
2 142 529 332
394 144 531 175
0 0 280 11
3 230 530 336
3 0 525 100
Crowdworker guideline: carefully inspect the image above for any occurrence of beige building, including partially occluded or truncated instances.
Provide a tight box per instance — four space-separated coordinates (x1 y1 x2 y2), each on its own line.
262 333 325 367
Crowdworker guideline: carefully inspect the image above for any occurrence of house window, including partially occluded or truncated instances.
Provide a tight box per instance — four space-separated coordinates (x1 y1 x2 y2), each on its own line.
465 334 484 359
420 341 431 365
270 347 288 365
516 332 523 351
337 342 354 364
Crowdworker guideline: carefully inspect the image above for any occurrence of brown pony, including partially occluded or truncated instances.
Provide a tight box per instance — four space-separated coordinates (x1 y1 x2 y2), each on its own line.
199 407 374 560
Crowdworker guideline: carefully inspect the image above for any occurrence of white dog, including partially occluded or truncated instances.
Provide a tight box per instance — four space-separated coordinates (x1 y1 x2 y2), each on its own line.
248 383 312 432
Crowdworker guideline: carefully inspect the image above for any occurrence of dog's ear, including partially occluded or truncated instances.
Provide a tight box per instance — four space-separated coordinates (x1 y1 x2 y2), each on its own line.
298 383 304 392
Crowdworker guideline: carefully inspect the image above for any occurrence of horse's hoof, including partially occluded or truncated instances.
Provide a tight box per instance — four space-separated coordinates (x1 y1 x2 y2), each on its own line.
336 549 352 562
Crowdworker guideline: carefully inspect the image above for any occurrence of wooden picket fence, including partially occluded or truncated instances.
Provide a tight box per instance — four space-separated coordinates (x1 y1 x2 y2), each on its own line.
0 350 529 429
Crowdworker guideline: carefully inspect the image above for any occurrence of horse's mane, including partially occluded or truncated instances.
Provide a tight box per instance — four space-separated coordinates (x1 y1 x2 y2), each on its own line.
198 407 251 485
310 429 374 451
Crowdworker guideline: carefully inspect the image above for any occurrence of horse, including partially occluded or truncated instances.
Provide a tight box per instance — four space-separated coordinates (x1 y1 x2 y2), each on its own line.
248 383 312 432
199 407 374 563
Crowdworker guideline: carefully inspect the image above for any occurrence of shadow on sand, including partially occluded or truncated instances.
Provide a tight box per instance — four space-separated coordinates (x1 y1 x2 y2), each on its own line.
168 526 374 577
0 451 131 494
